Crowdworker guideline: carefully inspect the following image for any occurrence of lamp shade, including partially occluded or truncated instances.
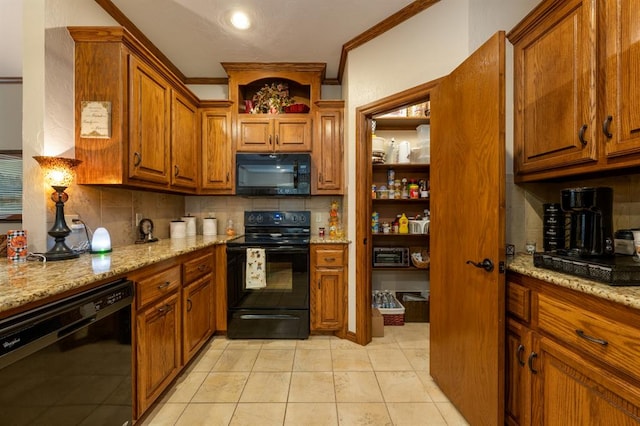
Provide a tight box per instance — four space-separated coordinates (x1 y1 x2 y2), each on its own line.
91 227 112 253
33 156 81 187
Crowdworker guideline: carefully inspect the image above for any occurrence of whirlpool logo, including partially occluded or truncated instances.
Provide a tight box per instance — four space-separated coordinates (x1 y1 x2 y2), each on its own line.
2 337 20 350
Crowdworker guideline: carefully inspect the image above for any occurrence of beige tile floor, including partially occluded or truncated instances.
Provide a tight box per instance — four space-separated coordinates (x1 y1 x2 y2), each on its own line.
140 323 468 425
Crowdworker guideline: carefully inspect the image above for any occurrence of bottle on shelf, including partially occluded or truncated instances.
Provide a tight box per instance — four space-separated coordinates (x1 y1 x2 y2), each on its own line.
399 213 409 234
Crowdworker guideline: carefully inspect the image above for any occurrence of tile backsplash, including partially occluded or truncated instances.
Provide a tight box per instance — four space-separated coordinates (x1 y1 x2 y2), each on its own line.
513 173 640 252
185 195 343 236
62 185 185 247
60 185 343 248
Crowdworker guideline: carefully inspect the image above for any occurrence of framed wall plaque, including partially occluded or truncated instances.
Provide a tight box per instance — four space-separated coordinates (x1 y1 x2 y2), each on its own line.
80 101 111 138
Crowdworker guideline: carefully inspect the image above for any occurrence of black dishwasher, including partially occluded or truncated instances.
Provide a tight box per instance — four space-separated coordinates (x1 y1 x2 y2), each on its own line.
0 278 134 425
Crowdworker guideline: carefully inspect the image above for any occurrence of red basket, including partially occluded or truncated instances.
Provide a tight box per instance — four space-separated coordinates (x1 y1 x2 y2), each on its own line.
382 313 405 326
378 294 405 326
284 104 310 113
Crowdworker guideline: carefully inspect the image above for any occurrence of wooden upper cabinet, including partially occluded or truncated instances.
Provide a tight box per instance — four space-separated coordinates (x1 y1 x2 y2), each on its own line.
510 0 640 181
129 56 172 185
200 102 234 193
313 100 344 194
603 0 640 158
509 0 598 178
69 26 199 193
223 63 322 154
237 116 312 152
170 92 198 190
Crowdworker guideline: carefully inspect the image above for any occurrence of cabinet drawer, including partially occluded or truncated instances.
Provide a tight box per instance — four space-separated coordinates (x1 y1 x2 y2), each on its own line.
538 294 640 381
136 265 181 309
314 249 345 267
183 253 214 283
507 281 530 322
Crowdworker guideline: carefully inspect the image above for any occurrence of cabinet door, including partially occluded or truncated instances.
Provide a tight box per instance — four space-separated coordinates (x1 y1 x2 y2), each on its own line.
201 107 234 192
506 319 532 426
535 337 640 425
171 92 198 190
129 56 171 184
513 0 597 175
311 268 344 330
275 117 312 151
603 0 640 158
311 245 346 331
183 275 214 362
136 292 180 416
237 117 273 151
313 107 343 194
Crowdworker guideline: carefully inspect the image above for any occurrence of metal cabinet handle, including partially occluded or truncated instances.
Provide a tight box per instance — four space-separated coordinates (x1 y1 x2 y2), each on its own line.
517 344 525 367
157 281 171 289
186 299 192 312
197 264 207 272
603 115 613 139
578 124 588 146
319 173 323 183
528 351 538 374
466 258 494 272
318 279 321 289
276 134 279 145
324 257 336 262
157 304 173 314
269 135 272 145
174 165 180 177
226 172 230 182
576 329 608 346
133 152 142 166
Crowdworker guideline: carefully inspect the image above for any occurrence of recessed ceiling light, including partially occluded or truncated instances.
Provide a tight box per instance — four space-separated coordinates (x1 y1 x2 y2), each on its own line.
230 10 251 30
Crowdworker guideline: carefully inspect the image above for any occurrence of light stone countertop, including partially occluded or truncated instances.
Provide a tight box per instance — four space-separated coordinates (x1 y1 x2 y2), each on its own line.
0 235 236 318
508 253 640 311
310 237 350 244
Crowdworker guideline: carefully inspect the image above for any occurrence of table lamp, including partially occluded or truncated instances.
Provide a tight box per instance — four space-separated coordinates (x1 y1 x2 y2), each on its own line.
33 155 82 261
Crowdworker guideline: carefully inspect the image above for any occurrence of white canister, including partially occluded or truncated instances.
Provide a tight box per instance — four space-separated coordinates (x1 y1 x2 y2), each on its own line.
203 217 218 236
170 220 186 238
181 216 196 237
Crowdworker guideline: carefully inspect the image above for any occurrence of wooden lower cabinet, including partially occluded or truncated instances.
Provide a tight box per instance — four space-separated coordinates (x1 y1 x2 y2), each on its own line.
133 248 218 419
535 336 640 425
135 284 181 416
182 275 214 362
310 244 347 332
506 272 640 425
506 319 532 426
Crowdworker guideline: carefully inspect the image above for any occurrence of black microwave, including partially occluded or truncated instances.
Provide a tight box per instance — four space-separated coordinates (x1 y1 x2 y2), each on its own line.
236 153 311 196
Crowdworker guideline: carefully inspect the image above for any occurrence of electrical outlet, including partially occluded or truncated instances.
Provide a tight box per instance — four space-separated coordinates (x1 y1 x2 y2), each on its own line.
135 213 143 227
315 214 323 223
65 214 79 224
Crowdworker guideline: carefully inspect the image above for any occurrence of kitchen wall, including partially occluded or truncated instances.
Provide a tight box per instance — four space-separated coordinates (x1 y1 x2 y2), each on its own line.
185 195 343 238
0 83 22 234
521 175 640 252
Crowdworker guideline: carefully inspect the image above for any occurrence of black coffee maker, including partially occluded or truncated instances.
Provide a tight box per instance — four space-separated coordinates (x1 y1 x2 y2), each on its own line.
561 187 614 257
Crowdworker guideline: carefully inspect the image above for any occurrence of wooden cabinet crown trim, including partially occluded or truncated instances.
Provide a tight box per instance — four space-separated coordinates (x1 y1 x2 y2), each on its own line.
68 26 198 104
507 0 582 44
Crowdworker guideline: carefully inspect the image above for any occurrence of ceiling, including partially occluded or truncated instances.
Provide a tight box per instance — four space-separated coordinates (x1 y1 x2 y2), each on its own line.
102 0 434 83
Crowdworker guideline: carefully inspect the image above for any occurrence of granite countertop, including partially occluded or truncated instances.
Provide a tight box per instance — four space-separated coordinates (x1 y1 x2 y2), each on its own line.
310 237 350 244
0 235 236 317
508 253 640 311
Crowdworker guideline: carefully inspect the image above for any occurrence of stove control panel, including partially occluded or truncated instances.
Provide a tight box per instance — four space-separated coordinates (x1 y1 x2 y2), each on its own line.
244 211 310 227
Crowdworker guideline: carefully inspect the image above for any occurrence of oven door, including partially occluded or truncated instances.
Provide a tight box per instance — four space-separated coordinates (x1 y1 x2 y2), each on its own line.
227 245 309 309
226 245 310 339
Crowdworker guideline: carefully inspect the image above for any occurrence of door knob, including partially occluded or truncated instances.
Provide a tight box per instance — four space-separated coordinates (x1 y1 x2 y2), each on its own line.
465 258 494 272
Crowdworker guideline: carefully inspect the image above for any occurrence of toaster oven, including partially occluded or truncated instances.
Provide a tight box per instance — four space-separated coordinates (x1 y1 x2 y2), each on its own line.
373 247 410 267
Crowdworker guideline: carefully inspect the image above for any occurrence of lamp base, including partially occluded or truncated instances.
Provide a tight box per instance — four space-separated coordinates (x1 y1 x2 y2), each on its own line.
44 250 79 261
